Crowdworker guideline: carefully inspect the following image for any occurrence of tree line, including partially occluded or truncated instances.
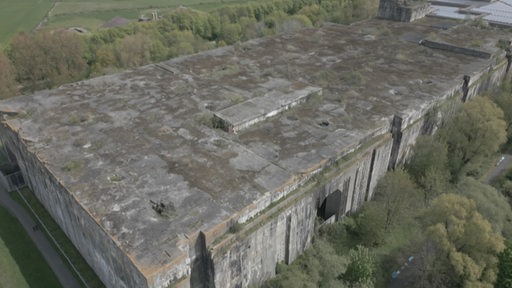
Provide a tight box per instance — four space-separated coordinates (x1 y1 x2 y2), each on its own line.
263 90 512 287
0 0 378 98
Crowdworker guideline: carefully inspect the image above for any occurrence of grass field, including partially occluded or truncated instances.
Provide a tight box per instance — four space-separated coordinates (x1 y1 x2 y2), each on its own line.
51 0 236 16
45 0 249 31
45 10 141 31
0 0 54 44
0 236 29 288
0 0 250 44
0 204 61 288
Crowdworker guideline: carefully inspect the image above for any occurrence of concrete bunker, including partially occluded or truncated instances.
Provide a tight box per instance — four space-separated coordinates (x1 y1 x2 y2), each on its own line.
0 17 510 288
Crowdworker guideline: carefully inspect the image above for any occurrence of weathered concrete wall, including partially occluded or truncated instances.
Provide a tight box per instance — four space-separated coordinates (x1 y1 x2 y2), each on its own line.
322 136 394 216
420 40 491 59
210 133 394 288
212 194 316 288
0 127 147 288
474 59 509 97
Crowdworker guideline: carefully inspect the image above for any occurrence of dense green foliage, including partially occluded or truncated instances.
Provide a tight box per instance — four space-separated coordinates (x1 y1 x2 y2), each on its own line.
262 239 349 287
438 97 507 180
349 169 421 246
497 241 512 288
493 167 512 202
405 135 449 203
424 193 504 287
9 30 87 91
0 50 18 98
456 177 512 238
0 0 379 97
343 245 375 285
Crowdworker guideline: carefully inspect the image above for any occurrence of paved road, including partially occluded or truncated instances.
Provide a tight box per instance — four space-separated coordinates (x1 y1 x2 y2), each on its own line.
485 154 512 183
0 187 80 288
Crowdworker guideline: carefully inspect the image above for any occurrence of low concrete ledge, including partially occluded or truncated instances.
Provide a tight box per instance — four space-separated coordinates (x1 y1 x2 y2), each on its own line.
419 39 491 59
213 86 322 133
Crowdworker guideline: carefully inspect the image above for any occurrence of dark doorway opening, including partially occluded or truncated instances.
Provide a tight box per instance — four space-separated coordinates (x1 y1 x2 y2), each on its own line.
317 189 342 221
0 144 25 191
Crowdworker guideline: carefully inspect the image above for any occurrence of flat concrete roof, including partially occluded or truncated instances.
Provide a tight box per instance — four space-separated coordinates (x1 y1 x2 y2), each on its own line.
429 0 512 26
0 18 508 277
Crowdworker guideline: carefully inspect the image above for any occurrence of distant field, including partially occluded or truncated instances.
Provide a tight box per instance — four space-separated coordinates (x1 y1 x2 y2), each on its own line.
0 205 61 288
51 0 216 16
0 0 54 44
45 0 249 31
45 10 141 31
0 0 250 43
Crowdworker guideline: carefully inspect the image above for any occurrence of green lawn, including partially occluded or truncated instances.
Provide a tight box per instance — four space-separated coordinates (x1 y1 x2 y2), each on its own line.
0 0 250 44
45 10 141 31
51 0 224 16
45 0 248 31
0 236 29 288
0 0 54 44
0 204 61 288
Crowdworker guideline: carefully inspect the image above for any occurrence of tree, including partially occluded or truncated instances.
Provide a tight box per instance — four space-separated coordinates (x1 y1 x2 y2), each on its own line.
0 49 18 99
406 136 449 182
423 194 505 287
343 245 375 285
372 169 421 231
219 20 242 45
352 0 380 20
114 33 152 68
352 202 387 246
9 31 87 90
439 97 507 180
492 167 512 200
263 239 348 288
165 30 204 58
493 86 512 140
406 135 450 203
455 177 512 238
497 241 512 288
276 14 313 33
351 169 421 246
298 5 327 26
92 44 116 75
